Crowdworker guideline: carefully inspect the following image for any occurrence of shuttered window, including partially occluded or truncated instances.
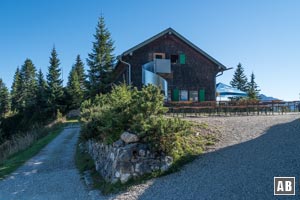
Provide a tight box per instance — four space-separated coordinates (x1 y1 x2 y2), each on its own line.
172 89 179 101
199 89 205 102
179 54 186 64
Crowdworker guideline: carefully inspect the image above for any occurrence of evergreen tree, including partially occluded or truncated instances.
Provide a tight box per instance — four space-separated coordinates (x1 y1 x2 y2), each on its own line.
0 79 9 116
66 66 83 109
19 59 37 111
36 69 48 113
230 63 248 92
46 47 64 116
74 55 87 94
87 16 115 98
247 72 260 99
11 68 22 112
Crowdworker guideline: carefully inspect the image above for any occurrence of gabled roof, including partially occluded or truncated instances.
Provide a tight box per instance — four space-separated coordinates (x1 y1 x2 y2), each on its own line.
120 27 227 71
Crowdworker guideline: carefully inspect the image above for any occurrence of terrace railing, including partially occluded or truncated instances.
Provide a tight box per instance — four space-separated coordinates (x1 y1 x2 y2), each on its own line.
165 100 300 117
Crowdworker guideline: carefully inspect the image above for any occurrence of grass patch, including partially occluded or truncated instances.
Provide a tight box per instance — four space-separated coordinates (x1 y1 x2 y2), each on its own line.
75 143 94 174
0 123 64 179
64 119 79 124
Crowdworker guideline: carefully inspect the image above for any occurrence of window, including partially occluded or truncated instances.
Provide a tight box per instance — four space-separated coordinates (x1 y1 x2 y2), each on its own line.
180 90 188 101
189 91 198 101
171 55 179 64
155 54 163 59
153 53 165 60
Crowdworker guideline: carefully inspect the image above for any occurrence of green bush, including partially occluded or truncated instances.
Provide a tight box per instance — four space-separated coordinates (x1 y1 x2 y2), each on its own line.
81 84 212 161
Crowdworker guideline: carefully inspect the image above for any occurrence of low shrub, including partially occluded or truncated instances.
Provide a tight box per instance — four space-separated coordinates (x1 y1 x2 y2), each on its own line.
81 84 214 162
80 84 167 144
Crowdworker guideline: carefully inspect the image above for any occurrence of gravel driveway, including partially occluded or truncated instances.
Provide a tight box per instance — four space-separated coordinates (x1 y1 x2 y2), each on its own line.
1 114 300 200
114 113 300 199
0 125 103 200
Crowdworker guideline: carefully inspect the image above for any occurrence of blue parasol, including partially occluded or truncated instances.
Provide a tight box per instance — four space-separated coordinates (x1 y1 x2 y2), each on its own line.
216 82 247 97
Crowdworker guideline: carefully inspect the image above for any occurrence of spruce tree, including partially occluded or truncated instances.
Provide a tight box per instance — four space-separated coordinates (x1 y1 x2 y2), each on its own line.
74 55 86 94
87 16 115 98
0 79 9 116
46 47 64 116
36 69 48 113
247 72 260 99
11 68 22 112
66 67 83 109
230 63 248 92
20 59 37 111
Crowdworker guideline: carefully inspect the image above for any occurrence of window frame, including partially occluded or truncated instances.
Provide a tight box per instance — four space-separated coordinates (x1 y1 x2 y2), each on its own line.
189 90 198 101
179 90 188 101
153 53 166 60
170 54 179 64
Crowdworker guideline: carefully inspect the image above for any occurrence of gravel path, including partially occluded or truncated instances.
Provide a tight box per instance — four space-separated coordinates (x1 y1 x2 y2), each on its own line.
113 113 300 200
1 114 299 200
0 126 103 200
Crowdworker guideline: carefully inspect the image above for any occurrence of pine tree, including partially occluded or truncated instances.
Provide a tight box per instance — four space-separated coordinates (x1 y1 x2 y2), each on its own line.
0 79 9 116
230 63 248 92
46 47 64 116
87 16 115 98
247 72 260 99
11 68 22 112
36 69 48 113
19 59 37 111
66 66 83 109
74 55 86 94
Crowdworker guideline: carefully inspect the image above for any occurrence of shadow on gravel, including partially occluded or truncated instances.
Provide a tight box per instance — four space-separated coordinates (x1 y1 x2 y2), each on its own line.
138 119 300 200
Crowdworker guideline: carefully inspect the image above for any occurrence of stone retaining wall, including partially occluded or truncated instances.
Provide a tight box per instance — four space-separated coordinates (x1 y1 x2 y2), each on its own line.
86 132 173 183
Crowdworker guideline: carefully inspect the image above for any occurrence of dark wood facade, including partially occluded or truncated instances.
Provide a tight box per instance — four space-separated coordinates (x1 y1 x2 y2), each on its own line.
114 28 227 101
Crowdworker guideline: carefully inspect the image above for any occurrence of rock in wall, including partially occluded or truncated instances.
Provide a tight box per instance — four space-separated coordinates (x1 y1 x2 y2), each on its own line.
86 132 173 183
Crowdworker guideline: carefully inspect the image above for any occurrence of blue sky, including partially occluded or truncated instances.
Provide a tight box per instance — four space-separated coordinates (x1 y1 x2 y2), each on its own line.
0 0 300 100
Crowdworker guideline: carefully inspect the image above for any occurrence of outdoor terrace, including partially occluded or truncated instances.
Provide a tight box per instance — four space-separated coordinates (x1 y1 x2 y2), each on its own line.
165 100 300 117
